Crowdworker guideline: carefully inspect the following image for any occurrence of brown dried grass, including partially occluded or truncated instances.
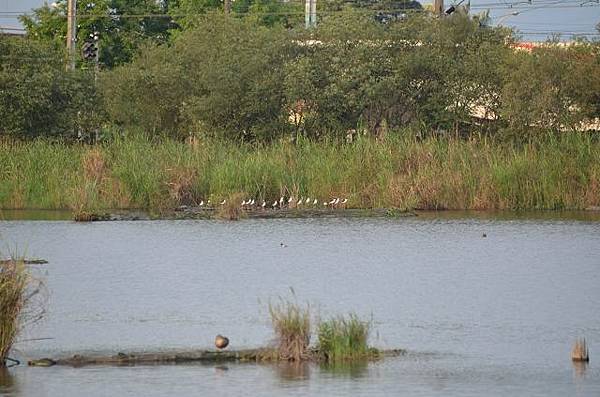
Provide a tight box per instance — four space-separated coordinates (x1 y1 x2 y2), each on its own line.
269 298 311 361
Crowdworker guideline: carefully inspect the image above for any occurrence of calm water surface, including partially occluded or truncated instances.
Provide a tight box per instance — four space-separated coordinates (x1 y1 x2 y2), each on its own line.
0 213 598 396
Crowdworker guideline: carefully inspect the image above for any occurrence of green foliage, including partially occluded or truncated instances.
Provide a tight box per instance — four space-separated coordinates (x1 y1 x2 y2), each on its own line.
6 10 600 142
21 0 173 67
501 42 600 139
317 314 372 361
0 36 100 140
102 15 296 140
286 12 513 138
169 0 303 30
2 133 599 212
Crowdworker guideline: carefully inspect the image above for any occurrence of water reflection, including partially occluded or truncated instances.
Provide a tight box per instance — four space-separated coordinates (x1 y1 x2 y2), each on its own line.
0 367 17 395
274 362 310 382
572 361 588 379
319 361 369 379
214 365 230 377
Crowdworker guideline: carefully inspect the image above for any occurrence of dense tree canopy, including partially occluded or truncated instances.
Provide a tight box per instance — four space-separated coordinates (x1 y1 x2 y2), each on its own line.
2 7 599 142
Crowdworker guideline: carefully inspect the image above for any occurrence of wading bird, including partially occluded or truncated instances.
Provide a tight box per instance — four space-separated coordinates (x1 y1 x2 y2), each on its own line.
215 335 229 349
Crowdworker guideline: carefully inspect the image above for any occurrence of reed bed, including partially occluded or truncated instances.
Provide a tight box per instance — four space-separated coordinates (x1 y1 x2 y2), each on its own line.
317 314 372 362
269 298 311 361
0 259 29 365
1 132 599 212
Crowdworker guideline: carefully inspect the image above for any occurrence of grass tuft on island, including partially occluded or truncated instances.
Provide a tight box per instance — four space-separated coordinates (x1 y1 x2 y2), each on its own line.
269 298 311 361
0 259 26 365
317 314 376 362
269 297 379 362
1 132 599 214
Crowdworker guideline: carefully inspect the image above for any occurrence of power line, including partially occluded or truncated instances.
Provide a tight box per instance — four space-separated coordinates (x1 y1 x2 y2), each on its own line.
0 2 598 18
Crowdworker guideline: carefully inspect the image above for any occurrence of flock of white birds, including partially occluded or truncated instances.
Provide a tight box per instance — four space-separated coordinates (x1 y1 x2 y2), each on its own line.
196 196 349 209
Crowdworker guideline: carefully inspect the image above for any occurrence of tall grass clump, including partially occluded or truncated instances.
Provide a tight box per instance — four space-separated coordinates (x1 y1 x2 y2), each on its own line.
0 259 30 365
269 298 311 361
215 192 247 220
317 314 373 362
1 132 600 212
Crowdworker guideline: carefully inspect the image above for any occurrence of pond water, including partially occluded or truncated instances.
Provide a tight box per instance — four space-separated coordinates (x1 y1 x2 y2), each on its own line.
0 212 599 396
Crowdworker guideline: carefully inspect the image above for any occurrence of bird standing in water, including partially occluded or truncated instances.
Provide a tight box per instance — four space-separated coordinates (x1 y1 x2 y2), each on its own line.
215 335 229 349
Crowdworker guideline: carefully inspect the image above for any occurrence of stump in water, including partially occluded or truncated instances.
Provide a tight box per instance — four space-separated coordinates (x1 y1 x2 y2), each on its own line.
571 338 589 362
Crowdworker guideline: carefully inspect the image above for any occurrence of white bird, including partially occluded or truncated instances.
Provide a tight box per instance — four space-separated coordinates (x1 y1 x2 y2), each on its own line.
323 202 327 206
220 200 226 205
272 201 278 208
279 197 284 205
241 200 247 206
313 198 318 205
207 200 211 205
341 198 348 204
305 197 311 204
262 201 266 208
199 200 204 206
250 199 255 206
334 198 340 205
298 197 303 204
329 198 336 205
288 197 293 203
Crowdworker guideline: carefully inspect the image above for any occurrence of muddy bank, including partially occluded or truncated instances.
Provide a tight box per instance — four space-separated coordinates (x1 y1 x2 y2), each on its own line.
28 348 406 367
75 207 416 222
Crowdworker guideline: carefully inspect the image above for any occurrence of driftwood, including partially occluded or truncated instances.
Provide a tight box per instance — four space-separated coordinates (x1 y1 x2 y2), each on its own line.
28 348 406 367
0 259 48 265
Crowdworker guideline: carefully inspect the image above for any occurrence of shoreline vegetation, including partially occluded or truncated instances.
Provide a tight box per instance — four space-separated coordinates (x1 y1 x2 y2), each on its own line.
0 256 44 367
28 299 389 367
1 133 599 219
2 13 599 223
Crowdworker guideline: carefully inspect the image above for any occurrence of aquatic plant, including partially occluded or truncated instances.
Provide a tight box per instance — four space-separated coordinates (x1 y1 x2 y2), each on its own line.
269 298 311 361
0 259 27 364
317 314 374 362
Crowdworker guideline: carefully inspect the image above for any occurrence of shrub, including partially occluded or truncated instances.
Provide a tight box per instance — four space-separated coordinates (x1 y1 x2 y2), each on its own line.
0 36 101 140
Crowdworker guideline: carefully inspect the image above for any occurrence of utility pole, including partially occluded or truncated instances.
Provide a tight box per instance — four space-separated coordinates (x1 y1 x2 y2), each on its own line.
66 0 76 70
433 0 444 15
305 0 316 28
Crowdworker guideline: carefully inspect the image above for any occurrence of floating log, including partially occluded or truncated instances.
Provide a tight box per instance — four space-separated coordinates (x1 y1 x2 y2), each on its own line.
571 338 590 362
0 259 48 265
27 348 406 367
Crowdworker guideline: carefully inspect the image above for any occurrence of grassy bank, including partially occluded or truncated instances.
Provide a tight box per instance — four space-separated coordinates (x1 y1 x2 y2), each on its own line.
1 133 599 213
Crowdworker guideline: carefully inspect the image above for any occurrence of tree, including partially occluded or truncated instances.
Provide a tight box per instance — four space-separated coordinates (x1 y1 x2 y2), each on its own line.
0 36 100 139
21 0 173 68
102 15 296 141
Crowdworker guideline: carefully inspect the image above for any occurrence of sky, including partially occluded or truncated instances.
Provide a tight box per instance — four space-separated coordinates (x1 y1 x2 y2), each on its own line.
0 0 599 41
